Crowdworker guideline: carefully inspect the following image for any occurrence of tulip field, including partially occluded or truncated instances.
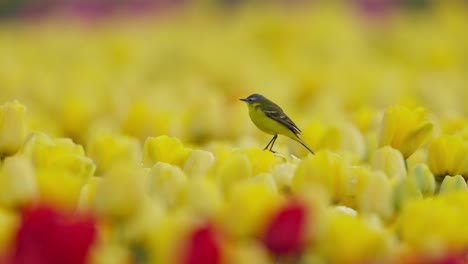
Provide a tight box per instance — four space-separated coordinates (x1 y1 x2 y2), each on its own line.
0 2 468 264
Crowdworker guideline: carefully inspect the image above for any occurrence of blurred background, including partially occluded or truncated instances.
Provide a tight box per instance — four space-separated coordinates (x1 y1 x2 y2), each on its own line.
0 0 467 153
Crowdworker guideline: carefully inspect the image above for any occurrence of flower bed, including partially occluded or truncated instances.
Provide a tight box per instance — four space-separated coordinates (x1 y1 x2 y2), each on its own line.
0 3 468 263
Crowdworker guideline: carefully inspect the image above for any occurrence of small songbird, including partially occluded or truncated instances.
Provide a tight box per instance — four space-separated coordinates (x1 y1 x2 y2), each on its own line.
240 94 314 154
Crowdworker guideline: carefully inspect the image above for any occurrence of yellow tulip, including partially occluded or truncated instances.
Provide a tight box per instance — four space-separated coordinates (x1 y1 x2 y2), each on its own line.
185 178 223 217
77 176 102 212
120 198 165 244
410 164 436 196
397 192 468 256
0 154 37 209
242 147 282 176
271 163 297 193
183 149 216 179
393 177 423 211
147 211 194 264
292 151 351 202
20 132 95 210
0 101 27 156
94 164 147 219
0 208 19 254
148 162 188 210
372 146 407 181
61 96 95 142
224 241 272 264
143 135 191 168
215 151 252 193
220 182 283 239
86 132 142 175
378 105 433 159
358 170 393 219
439 175 467 194
319 211 391 263
427 135 468 177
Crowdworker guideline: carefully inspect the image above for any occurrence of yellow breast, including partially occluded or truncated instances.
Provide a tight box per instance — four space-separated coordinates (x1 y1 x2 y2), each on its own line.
247 103 297 139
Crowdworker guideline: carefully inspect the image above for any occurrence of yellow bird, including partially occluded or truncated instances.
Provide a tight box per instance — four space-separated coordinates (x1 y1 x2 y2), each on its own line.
240 94 314 154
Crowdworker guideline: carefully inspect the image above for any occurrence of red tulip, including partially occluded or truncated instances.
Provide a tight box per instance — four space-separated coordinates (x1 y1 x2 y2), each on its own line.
183 224 221 264
261 201 307 256
10 205 97 264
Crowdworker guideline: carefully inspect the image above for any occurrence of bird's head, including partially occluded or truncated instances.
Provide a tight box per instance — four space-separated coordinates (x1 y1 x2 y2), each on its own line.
239 94 265 104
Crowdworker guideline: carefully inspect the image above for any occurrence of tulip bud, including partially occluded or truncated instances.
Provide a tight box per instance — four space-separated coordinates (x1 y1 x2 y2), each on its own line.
261 201 307 256
181 224 222 264
86 133 142 174
242 147 282 175
94 164 146 219
224 241 271 264
21 133 96 210
372 146 407 181
0 101 27 156
143 135 191 168
378 105 433 159
428 135 468 178
183 150 215 179
149 162 188 210
13 205 97 264
358 171 393 219
439 175 467 194
0 155 37 209
393 177 423 211
0 208 18 254
221 182 282 239
292 151 351 202
410 164 436 196
215 152 252 193
319 211 389 263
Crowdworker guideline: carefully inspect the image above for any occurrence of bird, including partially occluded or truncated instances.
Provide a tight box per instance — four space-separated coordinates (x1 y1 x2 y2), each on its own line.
240 94 314 154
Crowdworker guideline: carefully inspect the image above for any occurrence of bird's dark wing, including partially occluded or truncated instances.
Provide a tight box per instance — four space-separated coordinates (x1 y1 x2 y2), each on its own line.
262 103 302 135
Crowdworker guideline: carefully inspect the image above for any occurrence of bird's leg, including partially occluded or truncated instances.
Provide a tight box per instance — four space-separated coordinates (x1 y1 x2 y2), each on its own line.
268 135 278 153
263 134 278 152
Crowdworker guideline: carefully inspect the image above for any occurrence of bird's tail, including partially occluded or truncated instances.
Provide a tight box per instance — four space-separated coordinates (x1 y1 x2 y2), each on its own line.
295 136 315 155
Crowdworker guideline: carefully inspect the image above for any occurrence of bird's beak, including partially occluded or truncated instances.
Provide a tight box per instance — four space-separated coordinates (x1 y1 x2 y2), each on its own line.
239 98 247 102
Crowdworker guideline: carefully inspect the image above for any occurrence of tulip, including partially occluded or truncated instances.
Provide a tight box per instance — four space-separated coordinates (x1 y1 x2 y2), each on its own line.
261 201 307 256
11 205 97 264
358 170 393 219
439 175 467 194
242 147 282 176
410 163 436 196
378 105 433 159
183 149 216 179
148 162 188 210
0 208 18 255
20 133 95 210
397 192 468 256
428 135 468 178
292 151 352 202
319 211 390 263
220 182 283 240
372 146 407 180
86 132 141 174
94 164 146 219
223 240 271 264
181 224 222 264
393 177 423 211
0 101 27 157
143 135 191 168
215 151 252 193
0 155 37 209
